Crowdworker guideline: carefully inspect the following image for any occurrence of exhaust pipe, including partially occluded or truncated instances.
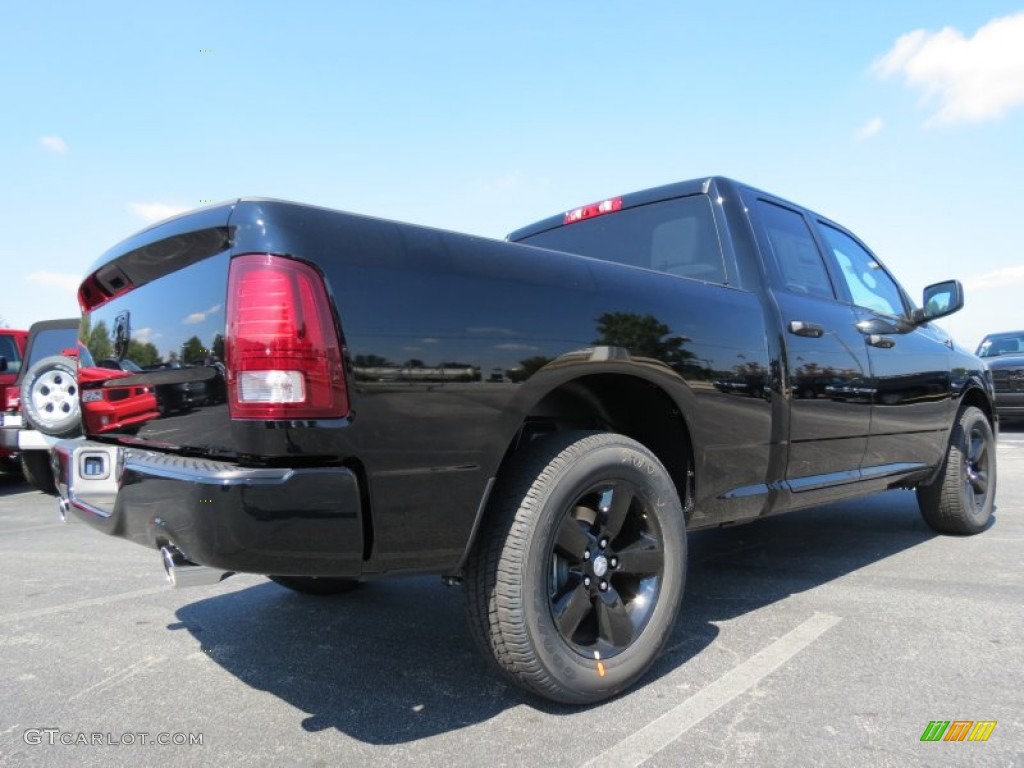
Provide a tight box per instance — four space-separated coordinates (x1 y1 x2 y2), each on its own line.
160 546 234 589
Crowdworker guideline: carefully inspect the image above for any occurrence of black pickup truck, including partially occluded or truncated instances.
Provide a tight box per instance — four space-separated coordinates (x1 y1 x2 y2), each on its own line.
53 177 997 704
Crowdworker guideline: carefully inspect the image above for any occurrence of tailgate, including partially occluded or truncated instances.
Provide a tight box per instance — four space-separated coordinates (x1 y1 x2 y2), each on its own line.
80 203 235 455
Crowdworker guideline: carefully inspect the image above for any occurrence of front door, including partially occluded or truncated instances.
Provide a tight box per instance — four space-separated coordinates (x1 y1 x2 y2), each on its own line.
813 221 952 472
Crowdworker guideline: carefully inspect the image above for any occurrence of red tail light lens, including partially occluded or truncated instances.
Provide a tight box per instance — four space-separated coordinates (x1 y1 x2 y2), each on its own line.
4 386 19 411
226 254 349 420
564 196 623 225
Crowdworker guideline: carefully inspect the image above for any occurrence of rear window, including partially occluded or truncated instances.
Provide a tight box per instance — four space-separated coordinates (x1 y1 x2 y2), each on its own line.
516 195 727 284
0 334 22 373
25 328 81 369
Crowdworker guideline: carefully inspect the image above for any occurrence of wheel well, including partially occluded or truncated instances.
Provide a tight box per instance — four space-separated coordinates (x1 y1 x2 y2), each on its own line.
961 386 995 427
497 374 694 516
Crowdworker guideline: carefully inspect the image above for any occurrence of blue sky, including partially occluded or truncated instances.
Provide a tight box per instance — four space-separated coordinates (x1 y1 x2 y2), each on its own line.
2 2 1022 349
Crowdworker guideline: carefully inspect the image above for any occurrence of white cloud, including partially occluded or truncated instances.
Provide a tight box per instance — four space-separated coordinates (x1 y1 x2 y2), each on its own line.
132 327 160 343
495 343 539 351
873 12 1024 124
183 304 222 325
468 326 517 336
965 265 1024 292
856 117 884 141
39 135 68 153
26 271 79 295
129 202 188 223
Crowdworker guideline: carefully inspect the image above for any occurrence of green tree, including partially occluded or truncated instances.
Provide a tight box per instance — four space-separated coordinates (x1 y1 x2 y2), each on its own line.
506 356 552 383
354 354 393 367
211 333 225 361
181 335 206 364
86 320 114 361
594 312 695 367
125 340 162 367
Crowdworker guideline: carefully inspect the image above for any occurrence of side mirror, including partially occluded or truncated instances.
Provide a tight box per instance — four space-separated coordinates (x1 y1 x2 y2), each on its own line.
913 280 964 325
0 357 6 372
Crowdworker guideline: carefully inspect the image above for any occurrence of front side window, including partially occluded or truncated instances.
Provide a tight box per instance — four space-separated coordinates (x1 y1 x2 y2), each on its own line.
818 223 905 317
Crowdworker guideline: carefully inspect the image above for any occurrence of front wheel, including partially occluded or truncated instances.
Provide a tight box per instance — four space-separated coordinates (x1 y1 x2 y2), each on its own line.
916 406 996 535
465 431 686 705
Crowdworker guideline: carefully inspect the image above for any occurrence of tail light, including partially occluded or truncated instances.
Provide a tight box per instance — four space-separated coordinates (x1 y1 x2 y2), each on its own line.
564 196 623 225
226 253 349 420
5 386 18 411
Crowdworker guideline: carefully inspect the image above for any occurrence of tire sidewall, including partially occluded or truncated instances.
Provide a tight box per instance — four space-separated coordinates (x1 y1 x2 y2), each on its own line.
957 407 996 527
518 438 686 700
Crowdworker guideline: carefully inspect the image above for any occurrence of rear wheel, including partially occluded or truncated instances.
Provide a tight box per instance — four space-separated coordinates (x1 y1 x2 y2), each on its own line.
917 406 996 535
20 451 56 495
268 575 361 595
465 431 686 704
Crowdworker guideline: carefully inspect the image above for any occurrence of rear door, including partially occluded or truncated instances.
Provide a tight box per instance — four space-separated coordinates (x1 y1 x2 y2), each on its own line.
747 196 872 493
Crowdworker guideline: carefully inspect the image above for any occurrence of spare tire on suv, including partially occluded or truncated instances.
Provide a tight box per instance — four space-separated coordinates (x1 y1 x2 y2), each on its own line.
19 355 82 438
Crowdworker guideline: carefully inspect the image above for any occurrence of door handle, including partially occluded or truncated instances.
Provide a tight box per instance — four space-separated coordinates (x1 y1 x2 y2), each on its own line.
867 334 896 349
788 321 825 338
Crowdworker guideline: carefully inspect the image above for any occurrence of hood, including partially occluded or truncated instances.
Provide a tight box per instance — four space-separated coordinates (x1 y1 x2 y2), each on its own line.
985 354 1024 370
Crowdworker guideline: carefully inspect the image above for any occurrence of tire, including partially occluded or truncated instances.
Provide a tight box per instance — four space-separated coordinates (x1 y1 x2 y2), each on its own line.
464 431 687 705
20 451 56 495
19 355 82 438
268 575 361 595
916 406 996 535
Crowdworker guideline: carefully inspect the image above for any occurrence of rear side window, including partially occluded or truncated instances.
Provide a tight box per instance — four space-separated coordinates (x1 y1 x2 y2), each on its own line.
757 201 835 300
0 335 22 373
518 195 727 284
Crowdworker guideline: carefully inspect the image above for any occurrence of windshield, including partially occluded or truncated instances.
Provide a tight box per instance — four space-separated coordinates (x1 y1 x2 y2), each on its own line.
976 332 1024 358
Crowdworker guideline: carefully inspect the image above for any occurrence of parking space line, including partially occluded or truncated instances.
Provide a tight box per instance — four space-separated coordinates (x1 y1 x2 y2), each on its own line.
0 587 169 626
69 655 167 702
580 612 842 768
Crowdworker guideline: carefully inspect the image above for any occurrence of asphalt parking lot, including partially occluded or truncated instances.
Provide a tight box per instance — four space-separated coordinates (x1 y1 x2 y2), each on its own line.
1 427 1021 767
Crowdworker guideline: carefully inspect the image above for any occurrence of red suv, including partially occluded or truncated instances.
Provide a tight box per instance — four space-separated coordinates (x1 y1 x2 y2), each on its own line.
0 328 29 473
1 320 159 494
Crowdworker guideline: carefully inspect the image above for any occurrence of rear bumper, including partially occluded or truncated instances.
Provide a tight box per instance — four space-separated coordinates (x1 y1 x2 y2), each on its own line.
0 413 58 451
53 439 364 577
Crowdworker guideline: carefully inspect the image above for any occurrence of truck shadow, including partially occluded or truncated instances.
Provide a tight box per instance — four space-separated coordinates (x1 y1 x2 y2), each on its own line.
172 489 949 745
0 473 29 497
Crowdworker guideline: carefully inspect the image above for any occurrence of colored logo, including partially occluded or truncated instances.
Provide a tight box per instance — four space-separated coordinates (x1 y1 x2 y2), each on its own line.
920 720 996 742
